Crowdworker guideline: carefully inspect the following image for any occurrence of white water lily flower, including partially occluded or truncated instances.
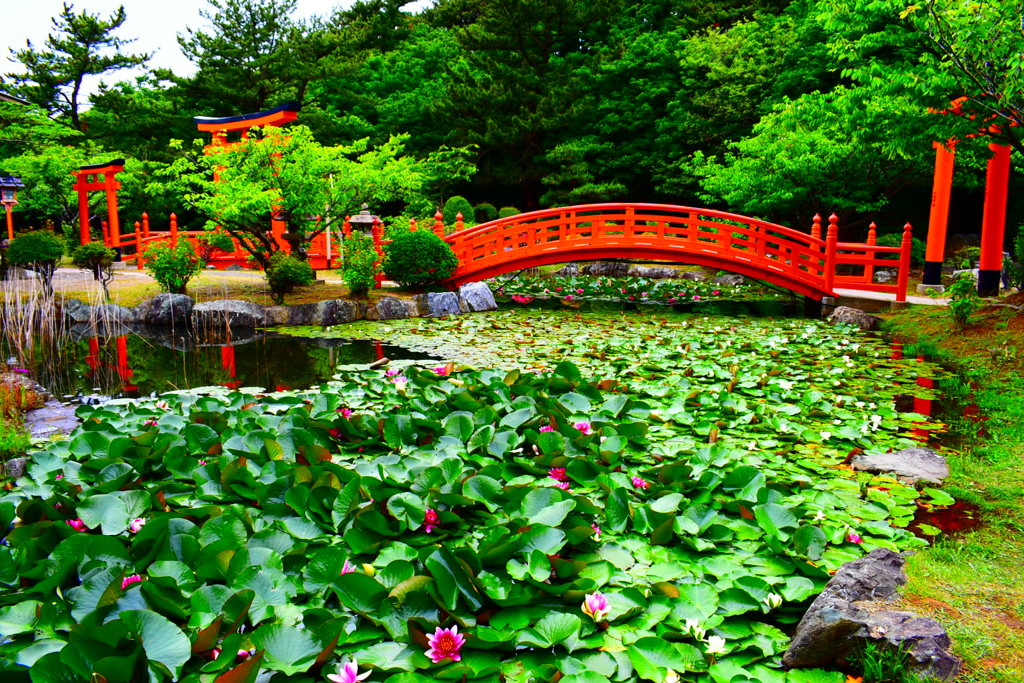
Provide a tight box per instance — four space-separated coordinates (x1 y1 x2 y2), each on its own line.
764 592 783 610
812 510 827 522
665 671 681 683
820 431 831 441
684 619 706 641
704 635 728 655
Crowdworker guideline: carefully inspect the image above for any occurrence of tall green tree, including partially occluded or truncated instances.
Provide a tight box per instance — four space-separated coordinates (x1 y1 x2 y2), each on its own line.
2 3 149 130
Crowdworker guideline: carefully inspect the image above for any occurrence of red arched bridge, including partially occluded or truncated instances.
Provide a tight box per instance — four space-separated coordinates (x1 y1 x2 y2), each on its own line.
440 203 912 302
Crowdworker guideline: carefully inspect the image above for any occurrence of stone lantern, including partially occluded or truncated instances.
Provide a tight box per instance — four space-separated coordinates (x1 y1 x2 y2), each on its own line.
347 203 378 235
0 175 25 242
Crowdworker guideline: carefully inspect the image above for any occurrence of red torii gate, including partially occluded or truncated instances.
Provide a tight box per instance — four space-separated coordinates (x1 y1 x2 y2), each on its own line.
72 159 125 248
194 101 301 255
922 98 1016 296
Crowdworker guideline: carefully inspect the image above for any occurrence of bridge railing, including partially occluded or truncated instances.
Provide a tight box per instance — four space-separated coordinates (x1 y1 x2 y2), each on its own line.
447 203 829 289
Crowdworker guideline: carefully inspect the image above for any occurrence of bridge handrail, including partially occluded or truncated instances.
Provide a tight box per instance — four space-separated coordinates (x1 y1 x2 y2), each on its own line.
447 203 824 248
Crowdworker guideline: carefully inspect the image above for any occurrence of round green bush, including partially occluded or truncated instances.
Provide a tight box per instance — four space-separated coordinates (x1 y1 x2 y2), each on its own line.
383 230 459 289
71 241 115 280
442 195 475 229
498 206 522 219
266 252 315 304
8 231 65 292
342 231 378 297
144 239 203 294
473 202 497 224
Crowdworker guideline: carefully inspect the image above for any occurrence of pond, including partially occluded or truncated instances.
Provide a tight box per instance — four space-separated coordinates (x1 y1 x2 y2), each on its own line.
0 304 961 683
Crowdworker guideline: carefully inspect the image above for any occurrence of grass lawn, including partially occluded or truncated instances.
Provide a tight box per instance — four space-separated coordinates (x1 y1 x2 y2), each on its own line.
882 297 1024 682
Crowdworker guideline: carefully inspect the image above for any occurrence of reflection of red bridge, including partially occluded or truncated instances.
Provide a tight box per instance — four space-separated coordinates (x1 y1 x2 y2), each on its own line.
440 204 913 302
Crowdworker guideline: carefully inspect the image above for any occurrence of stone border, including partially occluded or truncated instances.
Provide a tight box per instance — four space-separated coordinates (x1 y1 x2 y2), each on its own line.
59 282 497 330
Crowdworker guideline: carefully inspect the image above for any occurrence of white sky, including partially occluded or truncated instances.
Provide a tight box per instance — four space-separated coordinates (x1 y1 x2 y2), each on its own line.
1 0 431 99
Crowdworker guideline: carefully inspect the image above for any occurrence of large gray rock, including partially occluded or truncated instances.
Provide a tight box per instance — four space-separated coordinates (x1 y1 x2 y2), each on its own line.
555 263 580 277
417 291 462 318
828 306 883 331
288 299 365 326
1 457 27 479
192 300 270 329
62 298 93 323
681 271 708 282
582 261 629 277
784 549 960 681
627 265 681 279
263 306 290 326
851 448 949 484
712 273 746 286
458 282 497 312
874 269 899 284
367 296 411 321
142 294 194 328
93 304 137 325
23 398 80 440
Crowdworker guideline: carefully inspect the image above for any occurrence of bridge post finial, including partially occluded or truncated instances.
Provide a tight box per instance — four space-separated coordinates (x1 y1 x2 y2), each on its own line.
811 214 821 240
456 211 464 232
896 222 913 303
827 214 839 240
434 210 444 238
867 221 877 245
409 217 417 232
169 213 178 247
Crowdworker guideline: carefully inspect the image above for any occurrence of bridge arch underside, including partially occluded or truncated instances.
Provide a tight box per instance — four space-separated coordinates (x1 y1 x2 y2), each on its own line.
444 246 831 301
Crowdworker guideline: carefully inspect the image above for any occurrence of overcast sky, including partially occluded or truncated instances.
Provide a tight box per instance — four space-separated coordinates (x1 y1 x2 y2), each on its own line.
1 0 431 99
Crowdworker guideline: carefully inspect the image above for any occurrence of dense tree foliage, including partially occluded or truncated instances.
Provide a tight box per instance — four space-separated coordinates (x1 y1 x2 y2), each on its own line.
1 0 1021 239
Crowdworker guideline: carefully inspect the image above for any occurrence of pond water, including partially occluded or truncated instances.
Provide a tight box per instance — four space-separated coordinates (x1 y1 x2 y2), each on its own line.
4 327 440 400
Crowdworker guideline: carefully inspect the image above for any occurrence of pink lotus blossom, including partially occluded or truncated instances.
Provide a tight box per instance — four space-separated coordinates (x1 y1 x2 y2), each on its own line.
511 294 534 304
128 518 146 533
392 376 408 389
555 287 562 292
847 532 863 544
433 366 450 376
539 425 555 433
641 292 648 297
426 625 465 663
582 592 610 622
143 419 158 427
548 467 568 482
341 560 356 574
554 481 571 491
592 523 602 540
198 460 207 466
328 659 371 683
574 421 592 435
424 508 439 533
337 407 354 417
66 518 88 532
575 288 584 294
692 295 701 301
628 295 636 301
121 574 142 590
154 400 170 410
620 288 627 294
564 295 574 301
385 368 401 377
668 297 678 304
631 476 649 490
55 474 63 479
711 290 721 295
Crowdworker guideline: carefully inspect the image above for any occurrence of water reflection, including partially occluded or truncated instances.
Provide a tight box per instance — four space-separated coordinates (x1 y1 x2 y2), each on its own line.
8 328 437 400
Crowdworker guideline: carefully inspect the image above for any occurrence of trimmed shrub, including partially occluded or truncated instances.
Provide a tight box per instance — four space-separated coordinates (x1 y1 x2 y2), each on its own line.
71 241 116 299
947 273 981 328
498 206 521 219
266 252 315 304
383 230 459 289
474 202 497 224
342 231 378 296
7 231 64 294
442 195 475 229
145 239 203 294
875 233 925 267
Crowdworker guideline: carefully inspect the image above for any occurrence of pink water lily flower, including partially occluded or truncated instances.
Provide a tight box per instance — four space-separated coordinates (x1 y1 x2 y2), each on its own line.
66 518 88 532
574 421 592 435
539 425 555 433
692 295 701 301
847 532 863 544
582 592 610 622
554 481 572 491
631 476 649 490
392 376 408 389
327 659 371 683
424 508 439 533
121 574 142 590
548 467 568 482
341 560 356 574
433 366 450 376
128 518 146 533
385 368 401 377
591 523 602 540
337 407 354 417
426 625 465 663
711 289 721 295
154 400 170 410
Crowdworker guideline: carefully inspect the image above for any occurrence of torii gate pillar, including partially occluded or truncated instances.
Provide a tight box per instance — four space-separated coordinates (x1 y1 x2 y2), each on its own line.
921 141 956 288
978 142 1012 296
72 160 125 248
